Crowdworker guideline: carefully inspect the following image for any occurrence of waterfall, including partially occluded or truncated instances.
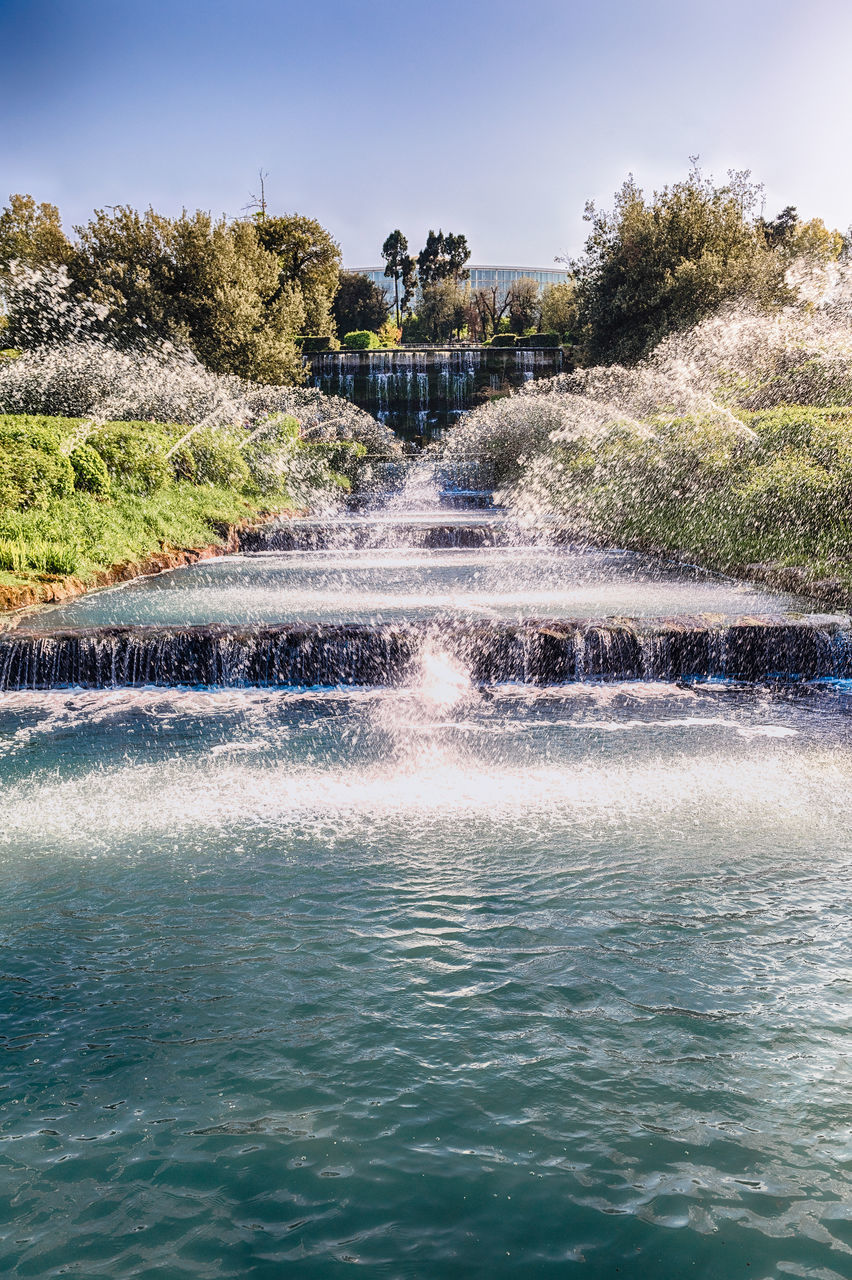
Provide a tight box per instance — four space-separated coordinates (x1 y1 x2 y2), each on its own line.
3 617 850 691
308 345 562 440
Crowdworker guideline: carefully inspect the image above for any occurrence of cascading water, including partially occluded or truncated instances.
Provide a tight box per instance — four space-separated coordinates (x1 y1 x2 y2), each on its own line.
309 344 562 440
2 436 851 1278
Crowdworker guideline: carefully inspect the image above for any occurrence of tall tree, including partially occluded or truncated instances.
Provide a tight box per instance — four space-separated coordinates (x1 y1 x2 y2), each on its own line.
0 193 72 286
333 272 390 336
381 230 415 326
506 276 541 334
571 163 788 364
254 213 341 334
418 229 471 288
443 232 471 285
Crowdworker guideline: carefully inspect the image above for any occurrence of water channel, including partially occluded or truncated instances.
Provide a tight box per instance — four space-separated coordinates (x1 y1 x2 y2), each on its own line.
1 474 850 1277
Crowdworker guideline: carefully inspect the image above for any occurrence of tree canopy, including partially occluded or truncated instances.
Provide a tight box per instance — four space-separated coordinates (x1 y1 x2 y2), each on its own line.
570 165 790 364
332 272 389 337
0 195 346 384
253 212 341 335
417 229 471 287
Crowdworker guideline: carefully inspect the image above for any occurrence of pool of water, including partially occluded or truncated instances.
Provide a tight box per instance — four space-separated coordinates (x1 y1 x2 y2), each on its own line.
1 677 850 1277
35 543 813 629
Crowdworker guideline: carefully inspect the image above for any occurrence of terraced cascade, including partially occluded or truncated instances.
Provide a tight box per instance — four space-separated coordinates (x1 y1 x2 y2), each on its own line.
2 470 852 1279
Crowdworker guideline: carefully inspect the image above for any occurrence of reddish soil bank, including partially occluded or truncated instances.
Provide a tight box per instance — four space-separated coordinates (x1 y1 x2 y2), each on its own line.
0 511 294 621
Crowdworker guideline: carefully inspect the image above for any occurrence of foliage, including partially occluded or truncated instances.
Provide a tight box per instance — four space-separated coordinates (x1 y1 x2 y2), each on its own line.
300 335 338 353
443 301 852 580
69 443 110 496
516 333 561 348
417 230 471 286
759 205 844 265
489 334 516 347
418 280 468 342
376 318 401 347
88 420 175 493
539 281 578 339
0 194 348 384
254 212 341 336
171 427 251 490
0 194 72 284
0 332 402 459
571 163 789 365
342 330 380 350
332 272 389 337
0 441 75 510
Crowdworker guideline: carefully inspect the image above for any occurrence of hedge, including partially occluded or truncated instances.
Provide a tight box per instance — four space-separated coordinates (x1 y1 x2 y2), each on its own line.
300 335 339 354
515 333 561 349
489 334 517 347
343 330 380 350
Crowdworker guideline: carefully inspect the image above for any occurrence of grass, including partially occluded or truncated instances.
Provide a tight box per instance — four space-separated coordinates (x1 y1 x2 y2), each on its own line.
0 483 290 590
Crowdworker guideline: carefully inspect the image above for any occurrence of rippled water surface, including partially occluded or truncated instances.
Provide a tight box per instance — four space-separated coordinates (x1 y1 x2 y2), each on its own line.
1 681 850 1277
36 540 812 628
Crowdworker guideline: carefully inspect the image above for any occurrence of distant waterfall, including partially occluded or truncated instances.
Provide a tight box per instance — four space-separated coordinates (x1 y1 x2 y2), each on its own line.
309 345 563 440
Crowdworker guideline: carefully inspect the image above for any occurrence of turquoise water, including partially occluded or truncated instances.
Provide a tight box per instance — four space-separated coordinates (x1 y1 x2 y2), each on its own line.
1 679 850 1277
36 544 812 629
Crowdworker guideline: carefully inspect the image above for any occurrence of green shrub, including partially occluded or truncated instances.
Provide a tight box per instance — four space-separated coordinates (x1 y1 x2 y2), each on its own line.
89 421 173 493
300 335 339 353
70 443 111 496
490 334 517 347
342 330 380 350
516 333 561 349
0 445 75 510
736 452 843 540
0 413 83 449
171 428 251 490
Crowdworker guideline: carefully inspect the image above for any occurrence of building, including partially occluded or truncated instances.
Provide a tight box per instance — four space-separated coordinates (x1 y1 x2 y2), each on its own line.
348 264 570 305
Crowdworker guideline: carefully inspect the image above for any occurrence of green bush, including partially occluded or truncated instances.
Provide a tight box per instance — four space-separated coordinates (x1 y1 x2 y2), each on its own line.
515 333 561 349
342 330 380 350
171 428 251 490
88 421 173 493
490 334 517 347
736 453 843 540
0 445 75 510
70 443 111 496
300 335 339 353
0 413 83 449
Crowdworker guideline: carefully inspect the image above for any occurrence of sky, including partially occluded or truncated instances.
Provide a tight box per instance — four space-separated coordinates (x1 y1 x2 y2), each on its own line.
2 0 852 268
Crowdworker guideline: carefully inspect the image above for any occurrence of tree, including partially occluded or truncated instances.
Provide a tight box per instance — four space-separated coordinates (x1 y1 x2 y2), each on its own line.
419 279 468 342
444 232 471 285
254 212 341 334
506 276 541 334
0 194 72 287
332 272 389 336
381 230 415 326
471 284 511 339
400 254 418 314
570 163 788 364
539 281 578 337
417 229 470 286
0 195 307 383
759 205 798 251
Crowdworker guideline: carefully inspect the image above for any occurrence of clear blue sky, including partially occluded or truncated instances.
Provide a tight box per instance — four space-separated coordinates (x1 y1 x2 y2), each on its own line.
2 0 851 267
